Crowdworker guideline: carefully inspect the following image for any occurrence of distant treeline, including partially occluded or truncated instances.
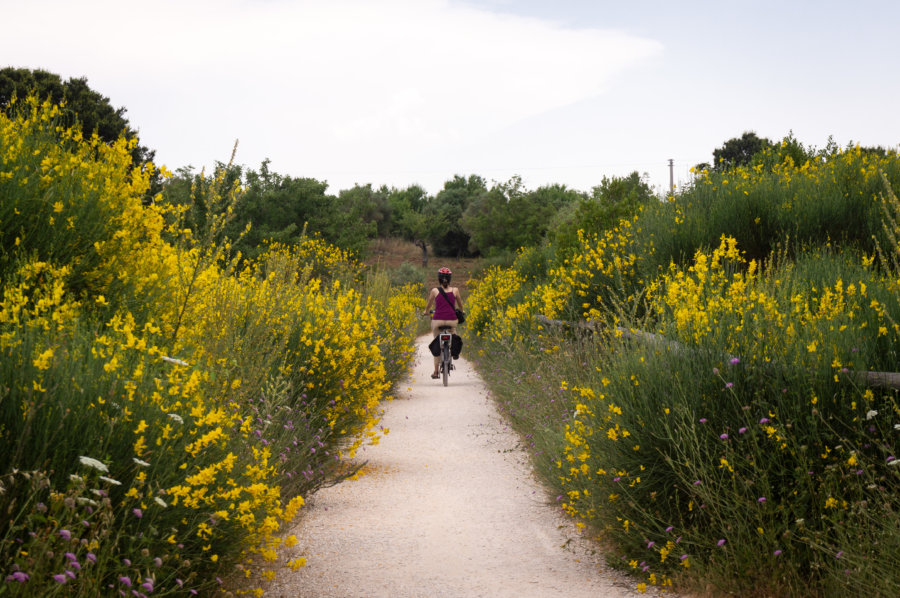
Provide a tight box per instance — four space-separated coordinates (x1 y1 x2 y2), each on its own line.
162 161 656 260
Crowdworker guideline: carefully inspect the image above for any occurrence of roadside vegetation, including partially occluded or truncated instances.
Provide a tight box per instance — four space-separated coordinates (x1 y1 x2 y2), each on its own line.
0 95 420 596
467 137 900 596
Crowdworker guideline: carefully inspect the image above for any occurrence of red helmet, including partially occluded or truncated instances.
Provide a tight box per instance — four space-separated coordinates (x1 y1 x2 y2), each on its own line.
437 267 452 284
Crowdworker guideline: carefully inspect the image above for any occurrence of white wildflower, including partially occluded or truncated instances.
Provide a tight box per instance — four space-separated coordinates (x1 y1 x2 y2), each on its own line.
69 474 84 483
75 497 99 507
98 476 121 486
161 355 189 366
78 456 108 473
866 410 878 420
167 413 184 425
154 497 168 508
133 458 150 467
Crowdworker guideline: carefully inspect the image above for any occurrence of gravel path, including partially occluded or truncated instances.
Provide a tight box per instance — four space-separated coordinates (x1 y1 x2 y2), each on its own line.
268 336 642 597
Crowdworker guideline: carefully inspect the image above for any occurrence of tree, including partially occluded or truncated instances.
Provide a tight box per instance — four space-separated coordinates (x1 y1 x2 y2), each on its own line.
712 131 772 170
551 172 653 255
0 68 156 181
425 175 485 257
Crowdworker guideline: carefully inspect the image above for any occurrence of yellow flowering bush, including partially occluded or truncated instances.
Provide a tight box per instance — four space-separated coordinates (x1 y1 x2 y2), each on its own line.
469 144 900 596
0 97 419 595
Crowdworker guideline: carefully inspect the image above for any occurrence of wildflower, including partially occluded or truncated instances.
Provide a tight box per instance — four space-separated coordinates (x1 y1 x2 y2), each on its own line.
774 549 783 556
132 508 142 518
78 456 108 473
98 476 121 486
65 552 77 562
730 357 740 365
168 413 184 424
5 571 29 582
717 539 726 547
680 554 688 561
759 418 770 424
758 497 766 503
87 553 97 563
720 433 729 440
665 526 674 532
725 382 734 389
119 576 132 586
739 427 747 434
133 458 150 467
693 480 702 485
712 367 719 375
59 529 71 541
69 474 83 483
699 418 707 424
161 355 189 366
835 551 844 559
142 581 154 592
154 497 168 508
647 541 655 548
53 574 67 584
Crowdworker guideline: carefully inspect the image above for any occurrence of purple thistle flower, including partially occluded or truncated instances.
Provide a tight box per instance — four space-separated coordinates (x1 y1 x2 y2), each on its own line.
647 541 655 548
81 520 90 527
693 480 702 485
680 554 688 561
153 557 162 567
758 497 766 503
739 427 747 434
725 382 734 389
665 526 674 532
613 476 621 482
190 590 198 595
760 418 770 424
699 418 707 424
132 508 142 519
53 574 68 584
774 549 783 556
5 571 29 582
712 367 719 375
717 538 727 547
123 559 131 566
730 357 740 365
141 581 154 592
65 570 76 580
65 552 77 562
835 551 844 559
87 553 97 563
119 576 132 587
720 433 729 440
58 529 71 541
176 579 183 587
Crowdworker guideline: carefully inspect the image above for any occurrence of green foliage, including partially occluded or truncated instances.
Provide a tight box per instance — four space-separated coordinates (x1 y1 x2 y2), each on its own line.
462 177 583 256
424 174 485 257
712 131 772 170
0 67 156 192
551 172 652 256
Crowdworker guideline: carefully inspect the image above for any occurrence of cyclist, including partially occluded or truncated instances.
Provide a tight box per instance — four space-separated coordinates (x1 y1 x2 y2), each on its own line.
423 266 464 379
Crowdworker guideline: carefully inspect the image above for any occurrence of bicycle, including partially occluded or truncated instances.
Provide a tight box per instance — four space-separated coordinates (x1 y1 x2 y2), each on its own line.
424 311 455 386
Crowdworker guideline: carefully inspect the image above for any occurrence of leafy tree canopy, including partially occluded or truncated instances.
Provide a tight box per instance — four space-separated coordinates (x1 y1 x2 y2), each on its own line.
0 67 156 172
712 131 772 170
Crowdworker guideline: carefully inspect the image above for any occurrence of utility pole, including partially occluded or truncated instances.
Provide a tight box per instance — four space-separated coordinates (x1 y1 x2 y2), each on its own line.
668 158 674 194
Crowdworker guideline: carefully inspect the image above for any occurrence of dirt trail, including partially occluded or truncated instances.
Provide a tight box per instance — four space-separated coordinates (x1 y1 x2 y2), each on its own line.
269 336 641 598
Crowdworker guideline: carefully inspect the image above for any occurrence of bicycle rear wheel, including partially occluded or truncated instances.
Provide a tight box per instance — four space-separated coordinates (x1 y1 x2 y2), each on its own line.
442 344 450 386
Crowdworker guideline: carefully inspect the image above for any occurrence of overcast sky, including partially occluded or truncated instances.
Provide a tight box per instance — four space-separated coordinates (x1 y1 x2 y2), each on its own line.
3 0 900 195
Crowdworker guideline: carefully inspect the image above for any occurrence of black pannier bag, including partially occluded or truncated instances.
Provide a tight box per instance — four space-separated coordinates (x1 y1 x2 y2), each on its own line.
451 334 463 359
428 336 441 356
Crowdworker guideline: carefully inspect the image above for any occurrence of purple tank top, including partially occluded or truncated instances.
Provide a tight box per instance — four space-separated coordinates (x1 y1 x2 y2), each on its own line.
433 288 457 320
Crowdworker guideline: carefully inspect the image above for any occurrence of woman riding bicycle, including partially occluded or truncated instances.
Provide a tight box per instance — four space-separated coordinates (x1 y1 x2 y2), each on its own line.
423 266 464 379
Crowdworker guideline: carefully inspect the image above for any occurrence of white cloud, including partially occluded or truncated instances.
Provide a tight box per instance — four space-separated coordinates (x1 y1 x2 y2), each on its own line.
2 0 662 190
